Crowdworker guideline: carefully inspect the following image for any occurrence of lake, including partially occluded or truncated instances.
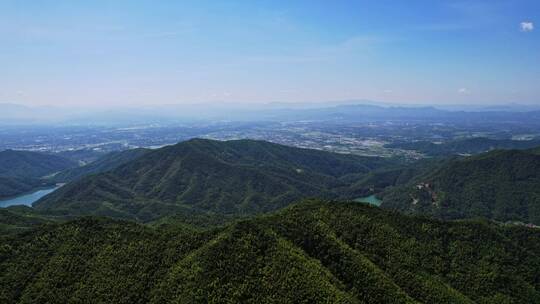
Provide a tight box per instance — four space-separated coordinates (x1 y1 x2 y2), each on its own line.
354 194 382 206
0 186 59 208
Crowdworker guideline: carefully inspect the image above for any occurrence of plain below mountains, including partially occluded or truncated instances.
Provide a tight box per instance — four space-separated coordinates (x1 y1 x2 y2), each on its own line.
2 200 539 303
35 139 395 221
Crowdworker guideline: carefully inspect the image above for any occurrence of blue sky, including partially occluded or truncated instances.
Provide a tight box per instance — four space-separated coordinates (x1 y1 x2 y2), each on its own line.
1 0 538 107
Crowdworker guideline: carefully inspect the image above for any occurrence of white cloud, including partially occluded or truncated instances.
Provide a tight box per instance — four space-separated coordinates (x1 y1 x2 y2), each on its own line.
458 88 470 95
520 22 534 32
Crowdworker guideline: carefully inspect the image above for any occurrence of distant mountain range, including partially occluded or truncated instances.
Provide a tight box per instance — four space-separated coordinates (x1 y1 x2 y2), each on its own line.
3 102 540 125
35 139 394 221
2 200 539 303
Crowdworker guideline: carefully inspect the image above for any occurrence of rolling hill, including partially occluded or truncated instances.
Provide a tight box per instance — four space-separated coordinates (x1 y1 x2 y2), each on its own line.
52 148 149 183
34 139 394 221
2 200 539 303
0 150 77 199
381 147 540 225
0 177 55 200
0 149 76 179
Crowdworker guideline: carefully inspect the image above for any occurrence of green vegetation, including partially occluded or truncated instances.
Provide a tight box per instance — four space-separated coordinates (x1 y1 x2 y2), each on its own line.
0 177 55 200
386 137 540 156
149 209 243 231
35 139 395 221
52 148 149 183
347 157 444 196
0 150 77 199
382 148 540 225
54 149 110 165
1 200 539 303
4 140 539 303
0 149 76 179
0 206 57 235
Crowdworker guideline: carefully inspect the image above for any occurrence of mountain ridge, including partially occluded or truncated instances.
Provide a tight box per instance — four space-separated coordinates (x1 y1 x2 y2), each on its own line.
0 149 76 179
0 150 76 199
381 147 540 225
35 139 393 221
51 148 149 183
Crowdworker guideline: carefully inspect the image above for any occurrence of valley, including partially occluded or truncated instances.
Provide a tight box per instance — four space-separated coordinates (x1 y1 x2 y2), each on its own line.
0 186 60 208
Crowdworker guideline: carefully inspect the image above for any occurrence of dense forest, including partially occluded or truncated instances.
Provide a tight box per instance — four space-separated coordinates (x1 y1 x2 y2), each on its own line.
0 150 77 179
35 139 395 221
1 200 539 303
4 0 540 301
51 148 149 183
381 148 540 225
0 177 55 200
2 139 540 303
0 150 77 199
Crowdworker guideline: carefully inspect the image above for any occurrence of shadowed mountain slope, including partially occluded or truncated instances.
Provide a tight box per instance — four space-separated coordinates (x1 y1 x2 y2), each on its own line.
0 150 76 179
0 150 76 199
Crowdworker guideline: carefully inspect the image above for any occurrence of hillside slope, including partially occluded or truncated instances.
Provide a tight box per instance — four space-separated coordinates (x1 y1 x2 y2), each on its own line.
0 150 76 179
0 177 56 200
381 148 540 225
0 150 76 199
35 139 393 221
2 200 539 303
51 148 149 182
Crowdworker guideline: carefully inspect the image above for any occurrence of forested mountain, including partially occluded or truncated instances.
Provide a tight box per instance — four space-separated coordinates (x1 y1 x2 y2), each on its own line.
386 137 540 156
0 150 76 178
347 158 446 195
381 148 540 225
0 177 55 200
2 200 539 303
53 149 111 165
35 139 393 221
0 206 57 235
0 150 76 199
52 148 149 183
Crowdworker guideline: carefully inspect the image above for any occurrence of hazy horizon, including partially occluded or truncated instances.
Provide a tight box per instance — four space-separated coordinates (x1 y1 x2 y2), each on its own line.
4 98 540 111
1 0 539 108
